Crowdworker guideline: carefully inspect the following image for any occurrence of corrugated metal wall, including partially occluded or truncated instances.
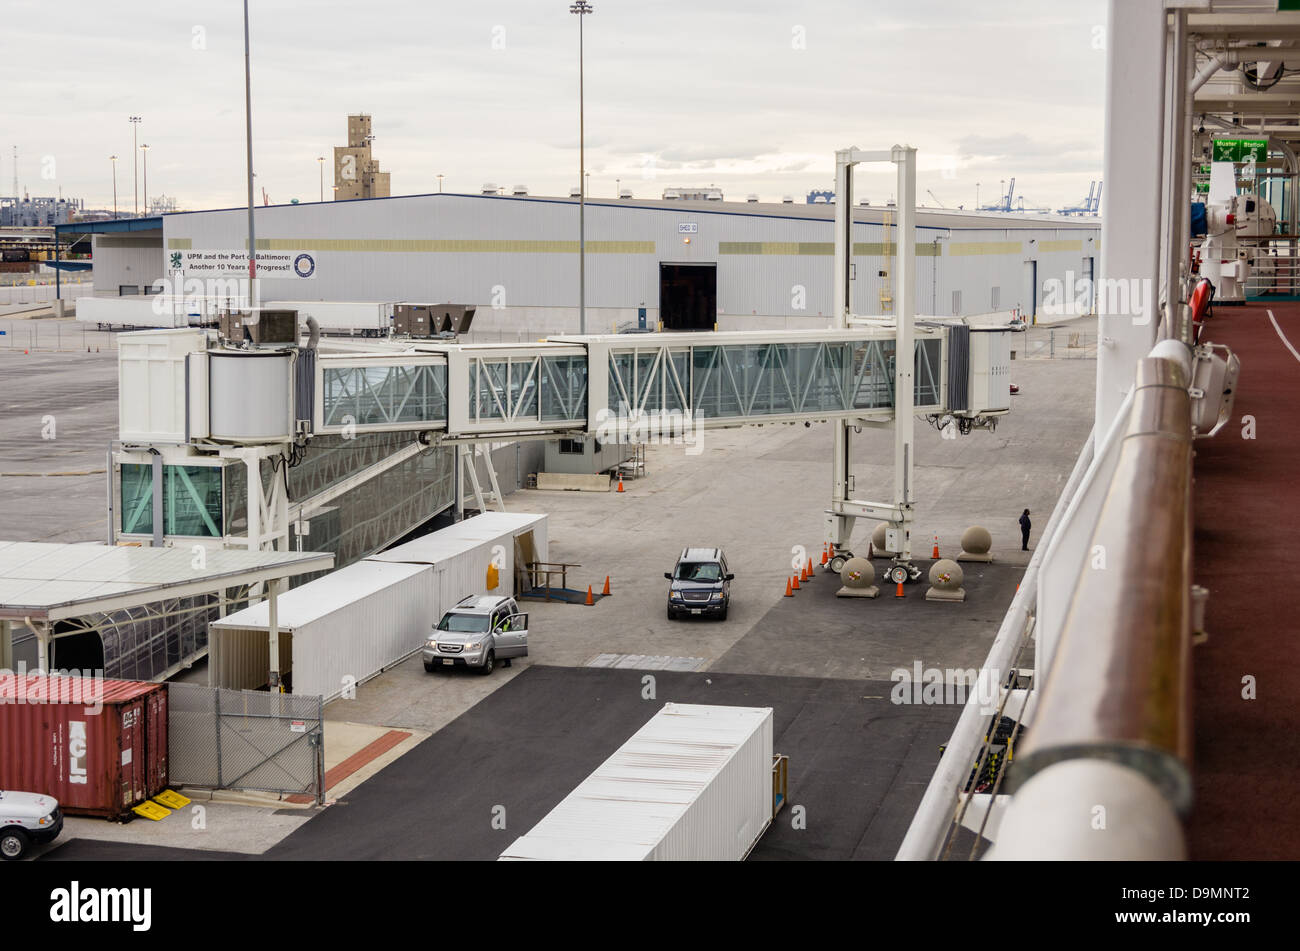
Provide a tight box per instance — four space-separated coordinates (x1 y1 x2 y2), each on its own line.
159 196 1099 323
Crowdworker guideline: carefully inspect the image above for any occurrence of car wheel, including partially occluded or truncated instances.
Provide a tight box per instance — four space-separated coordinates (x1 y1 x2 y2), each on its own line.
0 828 29 861
423 661 436 673
480 650 495 675
718 605 728 621
666 606 676 621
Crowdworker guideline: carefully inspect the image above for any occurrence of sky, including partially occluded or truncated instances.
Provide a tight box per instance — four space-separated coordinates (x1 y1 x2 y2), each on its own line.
3 0 1108 214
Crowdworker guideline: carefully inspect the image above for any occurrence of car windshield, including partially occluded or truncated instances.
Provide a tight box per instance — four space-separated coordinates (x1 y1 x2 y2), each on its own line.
437 613 490 633
675 562 722 582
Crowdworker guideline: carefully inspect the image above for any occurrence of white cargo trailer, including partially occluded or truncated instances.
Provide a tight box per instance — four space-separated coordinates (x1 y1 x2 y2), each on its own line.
207 512 548 699
499 703 774 861
368 511 548 600
209 560 434 701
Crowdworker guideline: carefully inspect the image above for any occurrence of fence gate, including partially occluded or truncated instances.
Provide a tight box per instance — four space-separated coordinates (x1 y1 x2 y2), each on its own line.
168 683 325 803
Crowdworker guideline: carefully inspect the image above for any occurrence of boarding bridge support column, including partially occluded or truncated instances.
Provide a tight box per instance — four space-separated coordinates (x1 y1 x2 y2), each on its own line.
827 146 917 560
1096 0 1166 437
0 620 12 672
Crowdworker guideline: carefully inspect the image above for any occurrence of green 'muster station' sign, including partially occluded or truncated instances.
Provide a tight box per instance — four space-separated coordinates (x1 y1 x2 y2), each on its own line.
1211 138 1268 163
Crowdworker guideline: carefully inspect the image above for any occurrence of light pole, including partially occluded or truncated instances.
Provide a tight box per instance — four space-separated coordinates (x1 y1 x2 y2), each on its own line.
570 0 593 334
129 116 141 215
975 182 980 209
140 144 149 214
317 156 324 202
110 155 118 217
437 173 444 193
243 0 257 306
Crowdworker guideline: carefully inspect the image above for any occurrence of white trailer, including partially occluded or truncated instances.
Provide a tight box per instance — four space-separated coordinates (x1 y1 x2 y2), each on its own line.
207 512 548 699
499 703 775 861
209 560 435 701
367 511 548 600
78 295 221 329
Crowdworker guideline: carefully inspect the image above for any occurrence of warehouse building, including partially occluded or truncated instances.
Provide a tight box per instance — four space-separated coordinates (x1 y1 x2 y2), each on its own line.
79 193 1101 331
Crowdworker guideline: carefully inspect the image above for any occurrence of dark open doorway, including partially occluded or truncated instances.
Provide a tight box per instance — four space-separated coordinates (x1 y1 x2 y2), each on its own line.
659 263 717 331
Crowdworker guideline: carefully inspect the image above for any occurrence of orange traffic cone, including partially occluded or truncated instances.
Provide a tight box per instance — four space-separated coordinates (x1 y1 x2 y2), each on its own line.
932 535 940 559
585 585 594 606
799 561 809 582
616 472 625 493
602 575 611 596
792 573 800 591
806 557 815 579
820 544 829 566
895 580 905 598
784 577 794 598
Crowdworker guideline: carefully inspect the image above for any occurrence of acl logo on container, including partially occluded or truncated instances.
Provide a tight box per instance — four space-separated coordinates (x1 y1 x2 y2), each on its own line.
69 720 88 785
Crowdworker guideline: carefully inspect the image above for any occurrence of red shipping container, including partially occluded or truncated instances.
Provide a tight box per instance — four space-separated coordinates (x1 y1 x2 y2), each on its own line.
0 674 169 820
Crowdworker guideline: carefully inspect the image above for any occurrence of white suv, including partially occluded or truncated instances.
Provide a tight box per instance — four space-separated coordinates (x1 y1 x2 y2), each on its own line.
423 595 529 675
1 790 63 860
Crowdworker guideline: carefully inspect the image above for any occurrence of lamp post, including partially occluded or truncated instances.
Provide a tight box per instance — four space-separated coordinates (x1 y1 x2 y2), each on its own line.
140 144 149 215
110 155 118 217
128 116 141 215
570 0 593 334
437 173 444 193
242 0 257 306
317 156 324 202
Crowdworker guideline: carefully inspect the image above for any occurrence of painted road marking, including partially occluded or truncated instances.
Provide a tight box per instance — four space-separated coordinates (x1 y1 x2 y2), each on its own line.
1267 309 1300 364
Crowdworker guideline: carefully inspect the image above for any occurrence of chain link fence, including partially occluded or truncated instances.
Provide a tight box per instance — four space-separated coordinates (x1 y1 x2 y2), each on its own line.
0 318 121 352
168 682 325 803
1019 328 1098 360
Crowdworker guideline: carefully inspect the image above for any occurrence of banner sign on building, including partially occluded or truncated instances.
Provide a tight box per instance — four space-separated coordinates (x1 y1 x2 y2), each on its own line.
168 249 318 279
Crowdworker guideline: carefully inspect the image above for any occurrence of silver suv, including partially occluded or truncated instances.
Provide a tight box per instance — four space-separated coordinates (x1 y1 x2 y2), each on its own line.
423 595 529 675
1 790 63 860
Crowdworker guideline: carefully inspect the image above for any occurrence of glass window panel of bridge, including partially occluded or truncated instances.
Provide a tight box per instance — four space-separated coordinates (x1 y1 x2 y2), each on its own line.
508 359 540 420
608 352 636 415
690 346 742 419
850 340 896 410
913 338 942 407
324 364 446 427
540 355 588 421
164 465 223 538
470 360 511 420
120 463 154 535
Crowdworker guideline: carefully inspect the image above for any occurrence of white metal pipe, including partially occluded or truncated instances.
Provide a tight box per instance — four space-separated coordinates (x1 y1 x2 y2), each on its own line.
986 759 1185 860
896 424 1096 861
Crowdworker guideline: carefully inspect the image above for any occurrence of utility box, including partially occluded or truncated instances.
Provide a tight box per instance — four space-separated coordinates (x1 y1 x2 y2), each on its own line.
220 308 299 347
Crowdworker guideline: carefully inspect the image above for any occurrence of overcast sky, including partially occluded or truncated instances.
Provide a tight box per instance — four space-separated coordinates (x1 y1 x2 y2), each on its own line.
5 0 1108 214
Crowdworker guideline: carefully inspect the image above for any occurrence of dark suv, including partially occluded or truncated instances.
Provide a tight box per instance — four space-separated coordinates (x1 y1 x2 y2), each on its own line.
665 547 734 621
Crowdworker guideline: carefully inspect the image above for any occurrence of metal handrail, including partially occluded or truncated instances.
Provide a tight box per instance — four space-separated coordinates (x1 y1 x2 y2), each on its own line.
1009 354 1194 812
895 423 1096 861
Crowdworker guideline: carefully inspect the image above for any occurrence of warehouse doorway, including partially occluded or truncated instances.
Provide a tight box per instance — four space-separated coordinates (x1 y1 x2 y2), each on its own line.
659 263 716 331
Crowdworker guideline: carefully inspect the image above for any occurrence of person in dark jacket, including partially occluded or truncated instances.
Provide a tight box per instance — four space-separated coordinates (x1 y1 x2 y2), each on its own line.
1019 509 1031 551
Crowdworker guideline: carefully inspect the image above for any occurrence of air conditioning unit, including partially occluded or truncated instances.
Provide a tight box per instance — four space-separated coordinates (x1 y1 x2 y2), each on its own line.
220 308 299 347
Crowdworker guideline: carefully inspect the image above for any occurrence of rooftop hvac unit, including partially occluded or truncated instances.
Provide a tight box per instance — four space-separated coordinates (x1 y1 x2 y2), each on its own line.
570 186 582 198
746 194 759 203
394 303 477 337
219 308 299 347
512 185 529 196
782 195 794 204
619 188 633 199
482 183 498 195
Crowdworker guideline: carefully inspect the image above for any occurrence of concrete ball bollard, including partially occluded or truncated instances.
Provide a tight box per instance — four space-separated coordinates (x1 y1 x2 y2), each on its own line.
958 525 994 563
926 558 967 602
836 556 879 599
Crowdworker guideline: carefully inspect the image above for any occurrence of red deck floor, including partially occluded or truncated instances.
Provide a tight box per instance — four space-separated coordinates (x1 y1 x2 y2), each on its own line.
1188 301 1300 860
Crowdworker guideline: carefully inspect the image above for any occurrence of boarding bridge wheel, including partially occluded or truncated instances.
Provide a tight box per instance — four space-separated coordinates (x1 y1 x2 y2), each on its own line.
887 562 922 585
828 552 851 574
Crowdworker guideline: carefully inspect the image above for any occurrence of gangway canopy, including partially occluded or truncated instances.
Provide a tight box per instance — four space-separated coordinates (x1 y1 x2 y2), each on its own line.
0 542 334 623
